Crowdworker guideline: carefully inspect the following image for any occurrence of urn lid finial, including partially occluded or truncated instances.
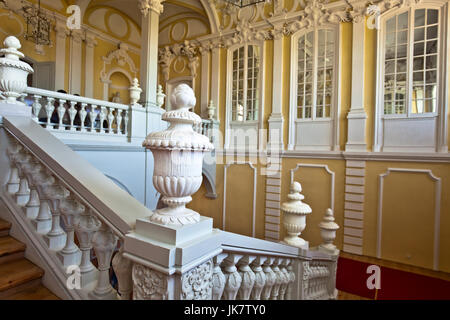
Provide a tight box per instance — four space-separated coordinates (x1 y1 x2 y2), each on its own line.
0 36 34 73
143 84 214 152
281 181 312 215
318 208 339 231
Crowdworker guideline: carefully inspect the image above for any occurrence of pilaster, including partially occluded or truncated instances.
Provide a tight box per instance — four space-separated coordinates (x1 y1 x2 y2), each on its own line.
345 19 367 152
84 32 98 98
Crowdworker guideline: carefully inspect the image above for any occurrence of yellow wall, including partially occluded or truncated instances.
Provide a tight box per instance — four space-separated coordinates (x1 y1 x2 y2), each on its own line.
187 2 450 275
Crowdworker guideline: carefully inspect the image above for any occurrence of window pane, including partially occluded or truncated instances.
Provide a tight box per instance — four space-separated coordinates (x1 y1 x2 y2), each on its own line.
413 57 424 70
427 26 438 39
398 12 408 29
426 55 437 69
426 40 437 54
427 9 438 25
414 28 425 41
415 9 425 27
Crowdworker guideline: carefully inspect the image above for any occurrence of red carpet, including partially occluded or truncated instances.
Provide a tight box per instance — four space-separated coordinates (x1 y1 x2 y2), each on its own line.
336 257 450 300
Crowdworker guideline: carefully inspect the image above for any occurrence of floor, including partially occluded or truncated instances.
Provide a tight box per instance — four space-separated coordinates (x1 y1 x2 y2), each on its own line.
336 252 450 300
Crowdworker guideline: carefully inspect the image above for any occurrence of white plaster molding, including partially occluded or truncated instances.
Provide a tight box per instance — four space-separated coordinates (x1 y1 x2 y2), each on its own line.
289 163 335 211
377 168 441 270
101 43 138 83
223 162 257 237
139 0 165 17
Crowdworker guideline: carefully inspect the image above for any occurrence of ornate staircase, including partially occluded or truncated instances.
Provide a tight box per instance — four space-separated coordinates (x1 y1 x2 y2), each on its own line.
0 218 58 300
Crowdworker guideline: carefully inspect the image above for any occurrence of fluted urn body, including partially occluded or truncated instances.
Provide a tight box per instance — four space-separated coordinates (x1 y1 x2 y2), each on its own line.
143 84 214 226
129 78 142 105
281 182 312 247
0 36 34 104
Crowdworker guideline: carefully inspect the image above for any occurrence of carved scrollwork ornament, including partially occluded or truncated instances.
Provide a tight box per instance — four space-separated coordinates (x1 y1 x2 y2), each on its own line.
181 259 214 300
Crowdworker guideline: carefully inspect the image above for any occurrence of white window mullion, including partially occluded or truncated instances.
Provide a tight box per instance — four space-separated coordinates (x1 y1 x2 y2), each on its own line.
312 30 319 121
407 8 414 117
243 45 248 122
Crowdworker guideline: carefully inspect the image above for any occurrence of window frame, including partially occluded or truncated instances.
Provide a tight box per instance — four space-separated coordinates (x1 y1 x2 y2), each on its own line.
288 25 341 151
374 1 449 152
225 41 265 149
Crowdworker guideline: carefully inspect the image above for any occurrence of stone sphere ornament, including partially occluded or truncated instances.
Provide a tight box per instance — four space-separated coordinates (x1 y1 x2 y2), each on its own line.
281 181 312 248
143 84 214 226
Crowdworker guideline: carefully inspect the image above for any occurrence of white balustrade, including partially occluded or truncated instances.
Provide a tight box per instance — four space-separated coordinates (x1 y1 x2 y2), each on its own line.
3 133 135 300
23 87 131 136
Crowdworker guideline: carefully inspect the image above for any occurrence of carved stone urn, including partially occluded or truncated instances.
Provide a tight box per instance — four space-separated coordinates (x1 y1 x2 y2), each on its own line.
318 208 339 252
281 181 312 247
0 36 34 104
156 84 166 109
207 100 215 120
143 84 214 226
129 78 142 105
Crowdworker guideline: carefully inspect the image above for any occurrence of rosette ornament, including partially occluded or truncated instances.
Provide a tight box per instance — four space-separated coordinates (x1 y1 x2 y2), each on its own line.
281 181 312 247
143 84 214 226
0 36 34 104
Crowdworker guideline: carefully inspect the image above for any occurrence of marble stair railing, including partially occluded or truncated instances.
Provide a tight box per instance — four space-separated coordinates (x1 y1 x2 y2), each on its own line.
1 116 153 300
22 87 131 136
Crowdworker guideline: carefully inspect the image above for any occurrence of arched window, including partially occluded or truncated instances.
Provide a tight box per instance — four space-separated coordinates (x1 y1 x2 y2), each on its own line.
289 27 340 151
226 43 265 150
375 2 448 152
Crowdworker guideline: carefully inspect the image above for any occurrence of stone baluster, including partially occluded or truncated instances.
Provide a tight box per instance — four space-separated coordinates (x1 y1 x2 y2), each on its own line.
237 255 256 300
123 110 129 135
43 182 69 250
68 101 78 131
112 246 133 300
32 170 56 234
279 260 291 300
79 103 87 132
44 97 55 129
116 109 123 134
286 262 296 300
6 144 21 194
99 107 106 133
212 255 226 300
270 259 283 300
250 256 267 300
262 258 276 300
220 254 242 300
32 95 42 121
75 209 101 286
89 105 98 132
13 152 31 206
57 99 67 130
22 159 41 219
107 108 114 134
89 222 118 300
58 198 84 266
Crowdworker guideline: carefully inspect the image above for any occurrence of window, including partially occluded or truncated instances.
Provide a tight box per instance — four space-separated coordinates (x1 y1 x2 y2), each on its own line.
375 1 448 153
383 8 440 116
288 27 340 151
296 29 335 120
231 45 260 122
